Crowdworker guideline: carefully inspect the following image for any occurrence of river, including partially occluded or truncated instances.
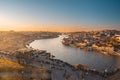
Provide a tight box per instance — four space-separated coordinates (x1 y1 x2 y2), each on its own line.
29 35 120 71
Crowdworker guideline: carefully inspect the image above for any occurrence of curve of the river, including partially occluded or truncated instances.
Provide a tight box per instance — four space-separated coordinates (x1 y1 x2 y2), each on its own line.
29 35 120 71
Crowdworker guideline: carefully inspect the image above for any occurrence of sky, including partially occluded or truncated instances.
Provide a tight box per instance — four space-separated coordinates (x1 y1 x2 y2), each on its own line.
0 0 120 32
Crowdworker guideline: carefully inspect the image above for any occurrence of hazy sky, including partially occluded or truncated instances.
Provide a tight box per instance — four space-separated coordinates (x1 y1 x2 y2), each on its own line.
0 0 120 31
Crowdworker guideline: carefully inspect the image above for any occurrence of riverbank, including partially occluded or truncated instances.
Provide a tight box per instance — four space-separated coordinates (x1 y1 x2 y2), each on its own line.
0 31 119 80
1 48 115 80
62 40 120 56
0 31 60 52
61 30 120 56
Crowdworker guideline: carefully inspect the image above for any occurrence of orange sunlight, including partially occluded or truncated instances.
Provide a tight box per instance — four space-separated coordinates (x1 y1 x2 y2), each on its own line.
0 26 91 32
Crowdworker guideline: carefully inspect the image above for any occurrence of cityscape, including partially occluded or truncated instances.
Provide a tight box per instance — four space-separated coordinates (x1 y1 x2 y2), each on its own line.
0 0 120 80
62 30 120 56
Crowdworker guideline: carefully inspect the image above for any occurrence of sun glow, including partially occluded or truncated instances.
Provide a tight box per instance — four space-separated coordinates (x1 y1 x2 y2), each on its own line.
0 14 118 32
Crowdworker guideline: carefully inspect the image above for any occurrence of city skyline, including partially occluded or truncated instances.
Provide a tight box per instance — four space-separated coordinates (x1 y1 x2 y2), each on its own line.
0 0 120 32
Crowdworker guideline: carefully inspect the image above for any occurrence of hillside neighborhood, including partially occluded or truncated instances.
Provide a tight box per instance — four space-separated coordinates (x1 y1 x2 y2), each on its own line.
62 30 120 56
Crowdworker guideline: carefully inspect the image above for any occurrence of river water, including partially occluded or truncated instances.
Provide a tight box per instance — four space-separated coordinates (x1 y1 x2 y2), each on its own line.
29 35 120 71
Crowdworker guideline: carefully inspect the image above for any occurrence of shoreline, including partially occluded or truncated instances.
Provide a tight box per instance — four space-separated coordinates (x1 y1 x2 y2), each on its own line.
0 31 60 52
25 35 120 76
25 36 59 49
1 48 119 80
62 39 120 56
25 35 120 72
0 32 119 80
